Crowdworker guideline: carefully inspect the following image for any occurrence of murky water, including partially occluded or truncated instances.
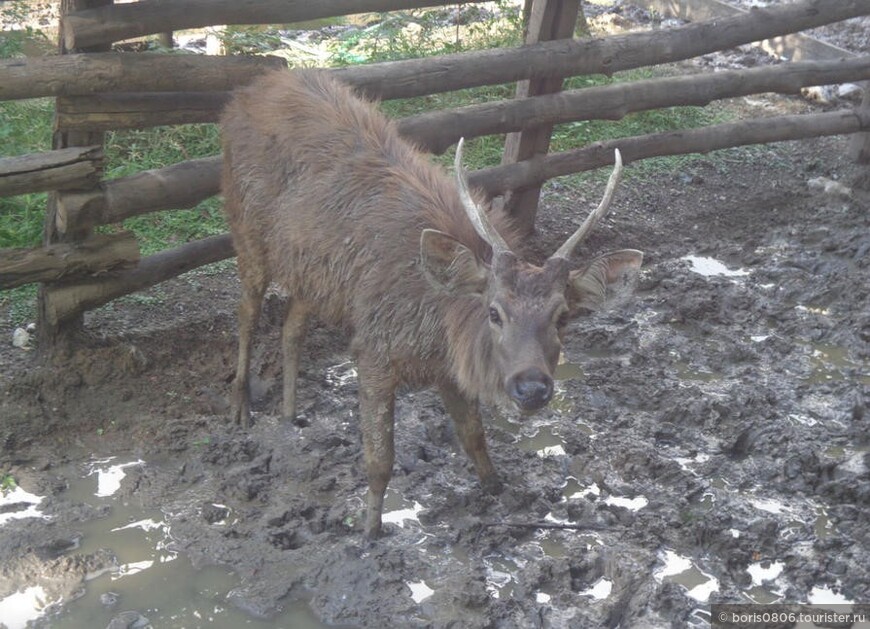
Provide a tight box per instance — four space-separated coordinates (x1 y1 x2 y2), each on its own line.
0 458 333 629
805 342 870 385
681 255 750 278
654 549 719 603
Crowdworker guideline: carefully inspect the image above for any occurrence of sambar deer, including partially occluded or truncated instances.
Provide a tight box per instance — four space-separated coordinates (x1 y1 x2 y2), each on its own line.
221 69 642 537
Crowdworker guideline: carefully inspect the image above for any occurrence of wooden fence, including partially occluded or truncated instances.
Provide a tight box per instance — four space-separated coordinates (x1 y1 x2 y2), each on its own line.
1 0 870 354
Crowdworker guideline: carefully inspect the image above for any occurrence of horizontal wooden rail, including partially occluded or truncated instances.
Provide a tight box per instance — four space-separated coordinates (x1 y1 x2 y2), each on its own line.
55 156 223 234
52 54 870 143
52 107 870 230
3 0 868 102
63 0 491 50
632 0 856 61
0 146 103 197
41 233 233 327
0 53 285 101
35 108 870 310
0 231 138 290
19 105 870 305
473 109 870 194
332 0 870 99
56 92 228 133
400 55 870 153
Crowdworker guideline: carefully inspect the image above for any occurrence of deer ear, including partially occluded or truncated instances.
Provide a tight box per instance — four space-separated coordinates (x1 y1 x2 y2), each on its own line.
420 229 488 295
568 249 643 313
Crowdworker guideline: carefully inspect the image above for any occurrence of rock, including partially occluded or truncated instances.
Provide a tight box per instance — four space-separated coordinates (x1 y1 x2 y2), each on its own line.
105 610 150 629
12 327 31 349
807 176 852 199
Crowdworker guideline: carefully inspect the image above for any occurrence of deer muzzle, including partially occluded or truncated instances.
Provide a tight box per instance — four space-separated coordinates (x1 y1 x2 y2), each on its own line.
506 368 554 412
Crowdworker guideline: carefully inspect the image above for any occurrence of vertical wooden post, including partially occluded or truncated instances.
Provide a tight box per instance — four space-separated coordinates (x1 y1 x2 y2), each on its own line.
158 32 174 48
849 83 870 163
500 0 584 234
37 0 113 354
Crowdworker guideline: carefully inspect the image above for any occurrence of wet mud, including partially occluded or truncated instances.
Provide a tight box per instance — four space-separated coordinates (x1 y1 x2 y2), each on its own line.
1 132 868 627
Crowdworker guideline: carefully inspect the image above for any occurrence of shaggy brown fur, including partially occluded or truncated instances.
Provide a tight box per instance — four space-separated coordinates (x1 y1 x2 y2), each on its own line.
221 69 642 537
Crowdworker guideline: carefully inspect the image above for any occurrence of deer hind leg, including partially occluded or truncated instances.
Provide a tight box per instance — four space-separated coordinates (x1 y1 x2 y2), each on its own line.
231 243 268 429
281 299 308 421
357 360 398 538
439 382 502 494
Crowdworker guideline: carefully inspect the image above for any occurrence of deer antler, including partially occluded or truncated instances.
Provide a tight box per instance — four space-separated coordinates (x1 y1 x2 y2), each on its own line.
550 149 623 261
455 137 511 257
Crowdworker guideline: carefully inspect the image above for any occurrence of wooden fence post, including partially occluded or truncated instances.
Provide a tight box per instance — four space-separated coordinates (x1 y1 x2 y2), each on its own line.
849 83 870 163
37 0 115 354
499 0 584 234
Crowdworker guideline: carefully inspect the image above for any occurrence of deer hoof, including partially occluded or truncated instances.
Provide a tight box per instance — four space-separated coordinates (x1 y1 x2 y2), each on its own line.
480 473 504 495
364 517 383 539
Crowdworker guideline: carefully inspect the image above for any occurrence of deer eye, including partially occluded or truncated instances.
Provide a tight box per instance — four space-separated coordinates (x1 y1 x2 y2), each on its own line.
488 307 503 326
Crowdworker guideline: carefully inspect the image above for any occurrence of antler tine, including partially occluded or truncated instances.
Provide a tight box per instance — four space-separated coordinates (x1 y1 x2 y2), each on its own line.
454 137 511 257
550 149 624 261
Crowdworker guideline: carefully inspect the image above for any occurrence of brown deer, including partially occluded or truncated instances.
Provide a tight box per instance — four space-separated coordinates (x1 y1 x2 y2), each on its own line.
220 69 642 538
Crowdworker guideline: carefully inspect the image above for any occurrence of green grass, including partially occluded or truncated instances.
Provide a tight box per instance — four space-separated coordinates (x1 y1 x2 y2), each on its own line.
0 473 16 493
104 124 226 255
0 98 54 249
0 97 52 323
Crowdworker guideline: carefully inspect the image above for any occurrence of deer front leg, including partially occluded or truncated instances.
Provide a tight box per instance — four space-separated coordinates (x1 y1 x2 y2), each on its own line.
439 382 502 495
358 363 397 538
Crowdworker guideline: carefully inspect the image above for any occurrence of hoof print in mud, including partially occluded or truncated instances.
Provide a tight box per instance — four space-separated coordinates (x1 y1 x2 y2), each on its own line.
269 528 303 550
201 502 230 524
480 474 504 495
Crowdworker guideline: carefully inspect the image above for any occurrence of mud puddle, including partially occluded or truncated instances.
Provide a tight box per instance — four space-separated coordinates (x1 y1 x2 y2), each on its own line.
0 457 331 629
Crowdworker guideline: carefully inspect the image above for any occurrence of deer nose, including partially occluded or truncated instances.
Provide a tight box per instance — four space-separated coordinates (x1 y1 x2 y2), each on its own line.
507 368 554 412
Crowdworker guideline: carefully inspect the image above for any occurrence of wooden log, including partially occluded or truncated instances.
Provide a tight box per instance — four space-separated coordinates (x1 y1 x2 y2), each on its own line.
55 190 106 235
52 54 870 135
3 0 869 102
633 0 856 62
0 53 285 101
39 0 114 353
0 231 139 290
0 146 102 197
501 0 583 231
470 109 870 195
56 92 229 132
332 0 870 100
63 0 491 49
399 55 870 154
55 156 224 232
102 156 223 223
41 234 234 326
68 106 870 226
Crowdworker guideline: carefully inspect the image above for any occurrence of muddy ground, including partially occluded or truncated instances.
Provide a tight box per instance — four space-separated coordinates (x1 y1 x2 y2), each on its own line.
1 122 868 627
2 4 870 629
